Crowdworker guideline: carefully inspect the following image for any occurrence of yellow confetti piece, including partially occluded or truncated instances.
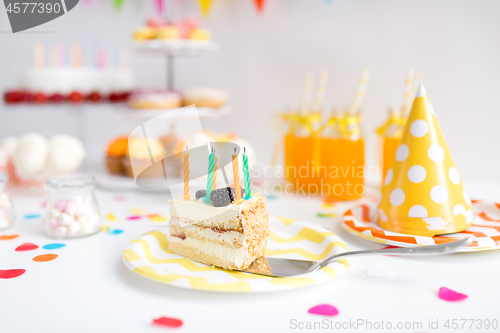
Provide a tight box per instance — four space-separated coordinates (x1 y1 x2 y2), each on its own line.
322 202 335 209
131 207 145 214
150 216 167 222
101 225 111 232
107 213 116 221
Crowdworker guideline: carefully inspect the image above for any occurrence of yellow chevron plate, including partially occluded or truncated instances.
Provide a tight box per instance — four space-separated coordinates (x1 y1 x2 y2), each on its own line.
122 216 351 293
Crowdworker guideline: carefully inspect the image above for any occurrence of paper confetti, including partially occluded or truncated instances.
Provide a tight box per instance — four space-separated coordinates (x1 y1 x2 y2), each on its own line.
308 304 339 317
24 213 42 219
150 216 167 222
127 216 142 220
438 287 468 302
265 195 278 200
0 269 26 279
366 264 395 280
43 243 65 250
33 254 58 262
107 213 117 221
40 201 47 208
110 229 123 235
0 235 19 240
131 207 145 214
15 243 39 251
317 213 337 218
152 316 183 328
101 225 111 232
146 213 160 218
114 195 127 201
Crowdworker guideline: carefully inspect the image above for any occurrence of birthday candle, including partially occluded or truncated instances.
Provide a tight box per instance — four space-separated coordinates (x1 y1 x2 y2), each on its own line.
232 148 241 201
243 147 251 199
203 147 215 203
182 146 191 201
212 155 217 191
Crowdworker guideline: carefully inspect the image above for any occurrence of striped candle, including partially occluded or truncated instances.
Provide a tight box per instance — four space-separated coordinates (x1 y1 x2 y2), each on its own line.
203 147 215 203
352 68 370 113
232 149 241 201
243 148 251 199
212 155 217 191
182 146 191 201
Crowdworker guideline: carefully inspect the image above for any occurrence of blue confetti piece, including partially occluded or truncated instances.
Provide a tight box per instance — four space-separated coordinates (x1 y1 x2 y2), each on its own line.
265 195 278 200
110 229 123 235
24 213 42 219
43 243 66 250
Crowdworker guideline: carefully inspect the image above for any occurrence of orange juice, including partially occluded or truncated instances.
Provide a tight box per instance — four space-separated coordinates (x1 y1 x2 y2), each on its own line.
285 134 321 190
382 136 400 182
320 137 365 200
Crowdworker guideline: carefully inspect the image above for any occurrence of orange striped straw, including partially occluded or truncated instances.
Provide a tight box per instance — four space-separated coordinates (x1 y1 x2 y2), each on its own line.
232 148 241 201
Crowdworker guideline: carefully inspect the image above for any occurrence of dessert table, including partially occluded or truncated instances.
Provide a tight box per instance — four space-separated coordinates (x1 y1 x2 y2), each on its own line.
2 179 499 333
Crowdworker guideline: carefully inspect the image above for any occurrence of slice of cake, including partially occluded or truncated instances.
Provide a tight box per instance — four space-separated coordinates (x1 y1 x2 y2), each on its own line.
167 192 269 270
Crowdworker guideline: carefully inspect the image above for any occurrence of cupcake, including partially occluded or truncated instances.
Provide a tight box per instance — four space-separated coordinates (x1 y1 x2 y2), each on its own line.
122 137 166 178
105 137 128 175
156 25 182 40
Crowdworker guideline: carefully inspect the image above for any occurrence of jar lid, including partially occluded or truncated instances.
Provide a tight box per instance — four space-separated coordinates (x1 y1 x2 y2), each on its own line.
46 174 95 189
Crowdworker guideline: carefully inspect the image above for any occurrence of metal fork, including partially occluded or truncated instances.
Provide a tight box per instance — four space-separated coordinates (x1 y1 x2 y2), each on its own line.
239 235 474 277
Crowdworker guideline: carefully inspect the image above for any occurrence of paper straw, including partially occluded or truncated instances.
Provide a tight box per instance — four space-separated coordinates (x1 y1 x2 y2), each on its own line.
313 70 329 111
351 68 370 114
401 68 415 114
120 48 130 69
300 72 314 113
404 72 423 116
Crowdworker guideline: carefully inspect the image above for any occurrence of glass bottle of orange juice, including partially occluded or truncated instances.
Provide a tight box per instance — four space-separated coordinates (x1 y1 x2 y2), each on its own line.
377 107 405 185
320 109 365 200
284 112 322 192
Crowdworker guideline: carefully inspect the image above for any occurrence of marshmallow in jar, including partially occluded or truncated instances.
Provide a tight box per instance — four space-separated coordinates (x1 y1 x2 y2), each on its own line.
44 174 101 238
0 173 14 230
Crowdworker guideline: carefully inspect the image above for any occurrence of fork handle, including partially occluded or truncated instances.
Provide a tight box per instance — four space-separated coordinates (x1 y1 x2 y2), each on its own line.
316 235 474 270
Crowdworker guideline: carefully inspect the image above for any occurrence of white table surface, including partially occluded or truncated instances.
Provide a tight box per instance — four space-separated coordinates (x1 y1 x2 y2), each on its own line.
2 179 500 333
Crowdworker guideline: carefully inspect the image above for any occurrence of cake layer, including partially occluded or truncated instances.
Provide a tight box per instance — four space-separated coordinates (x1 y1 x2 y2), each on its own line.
169 223 245 249
169 196 262 230
169 235 251 270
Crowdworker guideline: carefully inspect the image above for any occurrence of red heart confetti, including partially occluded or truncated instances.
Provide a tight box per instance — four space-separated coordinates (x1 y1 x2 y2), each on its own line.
0 269 26 279
15 243 39 251
308 304 339 317
33 254 58 262
438 287 468 302
152 316 183 328
0 235 19 240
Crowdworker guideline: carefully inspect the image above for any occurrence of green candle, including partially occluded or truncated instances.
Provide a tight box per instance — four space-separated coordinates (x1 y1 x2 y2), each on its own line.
243 147 251 199
203 147 215 203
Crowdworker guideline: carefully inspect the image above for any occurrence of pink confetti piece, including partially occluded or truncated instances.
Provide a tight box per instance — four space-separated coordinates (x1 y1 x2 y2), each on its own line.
0 269 26 279
308 304 339 317
127 216 142 220
114 195 127 201
152 316 183 328
438 287 468 302
40 201 47 208
15 243 39 251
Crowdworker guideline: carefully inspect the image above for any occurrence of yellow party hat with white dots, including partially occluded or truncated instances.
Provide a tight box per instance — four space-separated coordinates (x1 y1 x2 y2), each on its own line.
378 83 473 236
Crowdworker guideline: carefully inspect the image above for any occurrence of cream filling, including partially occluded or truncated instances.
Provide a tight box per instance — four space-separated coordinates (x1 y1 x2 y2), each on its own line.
169 218 246 247
168 196 260 229
168 235 249 268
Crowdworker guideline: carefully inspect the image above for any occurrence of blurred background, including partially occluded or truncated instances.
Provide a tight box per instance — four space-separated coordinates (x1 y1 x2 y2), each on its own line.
0 0 499 183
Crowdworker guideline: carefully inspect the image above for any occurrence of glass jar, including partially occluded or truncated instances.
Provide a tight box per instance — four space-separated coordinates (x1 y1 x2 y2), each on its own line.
44 174 101 238
0 173 14 230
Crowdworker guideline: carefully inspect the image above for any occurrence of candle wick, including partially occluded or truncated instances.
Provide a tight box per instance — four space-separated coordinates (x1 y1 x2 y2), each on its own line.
244 147 246 154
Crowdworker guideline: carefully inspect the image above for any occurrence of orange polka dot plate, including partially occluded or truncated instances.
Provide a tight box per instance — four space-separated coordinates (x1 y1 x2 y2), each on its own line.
342 199 500 252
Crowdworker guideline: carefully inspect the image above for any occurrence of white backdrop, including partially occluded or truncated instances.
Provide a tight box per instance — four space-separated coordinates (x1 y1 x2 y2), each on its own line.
0 0 499 181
